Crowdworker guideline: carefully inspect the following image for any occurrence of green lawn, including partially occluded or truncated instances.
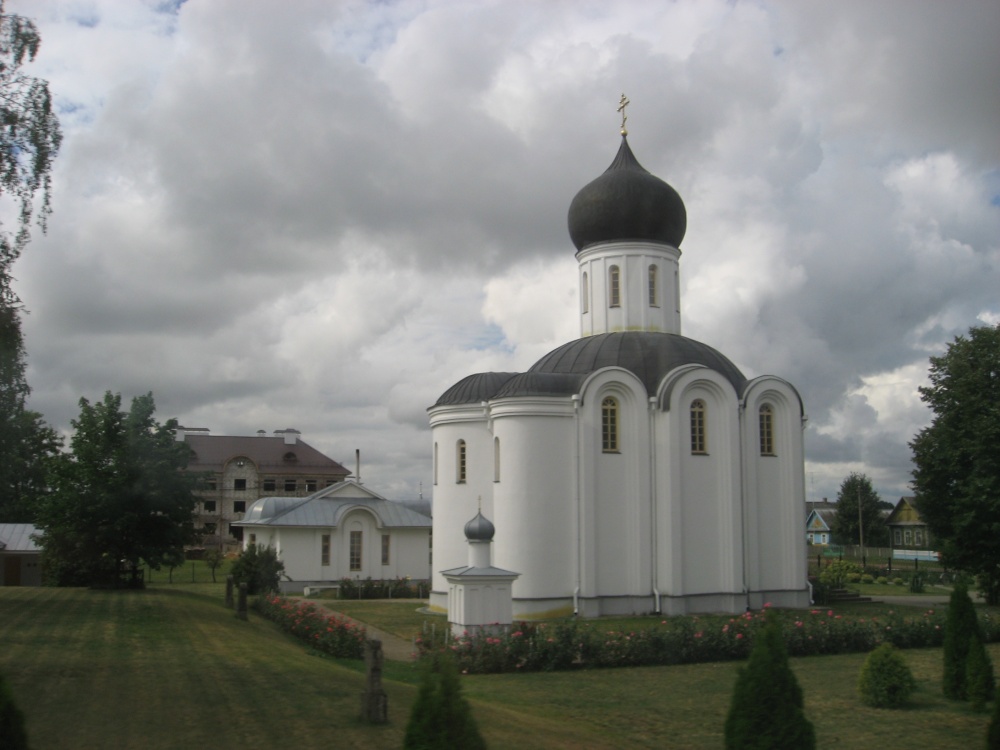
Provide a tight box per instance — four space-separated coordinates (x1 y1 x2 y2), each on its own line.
0 585 996 749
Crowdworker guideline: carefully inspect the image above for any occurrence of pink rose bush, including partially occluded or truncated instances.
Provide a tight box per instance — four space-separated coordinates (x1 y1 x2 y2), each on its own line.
416 608 999 675
255 595 366 659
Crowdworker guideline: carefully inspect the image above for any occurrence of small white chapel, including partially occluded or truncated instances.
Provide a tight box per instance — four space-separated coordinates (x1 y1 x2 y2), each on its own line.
428 103 811 619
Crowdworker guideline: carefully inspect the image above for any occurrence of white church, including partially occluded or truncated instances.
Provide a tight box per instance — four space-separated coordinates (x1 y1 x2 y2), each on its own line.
428 119 810 619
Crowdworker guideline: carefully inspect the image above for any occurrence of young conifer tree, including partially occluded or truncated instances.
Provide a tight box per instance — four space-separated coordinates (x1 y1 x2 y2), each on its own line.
965 635 996 713
943 583 981 700
724 613 815 749
404 652 486 750
0 670 29 750
988 684 1000 749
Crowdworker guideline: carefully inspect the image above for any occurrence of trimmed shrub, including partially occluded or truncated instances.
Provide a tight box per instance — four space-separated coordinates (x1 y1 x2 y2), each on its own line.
944 583 981 699
877 576 888 584
405 653 486 750
0 670 29 750
861 574 874 584
819 561 862 589
858 643 916 708
230 544 284 595
966 635 996 713
724 614 815 749
893 578 904 586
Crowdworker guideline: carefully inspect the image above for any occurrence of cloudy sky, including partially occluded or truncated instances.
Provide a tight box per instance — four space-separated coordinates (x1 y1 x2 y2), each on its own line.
9 0 999 505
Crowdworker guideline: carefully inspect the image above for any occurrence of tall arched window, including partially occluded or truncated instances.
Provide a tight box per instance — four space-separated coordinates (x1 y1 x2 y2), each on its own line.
609 265 621 308
456 440 467 483
602 396 619 452
648 264 658 307
759 404 775 456
690 399 707 454
433 442 438 485
493 436 500 482
581 272 589 313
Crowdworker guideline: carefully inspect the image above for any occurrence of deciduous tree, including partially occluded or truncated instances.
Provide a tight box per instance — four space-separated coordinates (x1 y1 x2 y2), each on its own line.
911 323 1000 604
0 1 62 520
36 392 197 587
831 472 887 547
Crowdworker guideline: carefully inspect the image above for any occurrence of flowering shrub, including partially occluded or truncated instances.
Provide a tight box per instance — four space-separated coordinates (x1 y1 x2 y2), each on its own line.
255 596 366 659
417 607 1000 675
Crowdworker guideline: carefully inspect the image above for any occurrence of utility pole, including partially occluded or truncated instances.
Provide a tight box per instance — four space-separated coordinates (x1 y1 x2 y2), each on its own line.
858 483 865 567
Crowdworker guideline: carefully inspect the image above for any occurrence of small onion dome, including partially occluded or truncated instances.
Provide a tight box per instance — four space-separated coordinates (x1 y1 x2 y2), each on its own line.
567 136 687 251
464 510 495 542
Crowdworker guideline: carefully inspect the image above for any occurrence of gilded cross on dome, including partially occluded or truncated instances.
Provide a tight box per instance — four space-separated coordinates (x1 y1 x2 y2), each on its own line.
617 93 630 136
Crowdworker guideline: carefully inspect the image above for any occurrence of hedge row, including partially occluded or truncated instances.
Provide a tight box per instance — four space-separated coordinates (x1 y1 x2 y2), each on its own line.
254 596 367 659
418 606 1000 674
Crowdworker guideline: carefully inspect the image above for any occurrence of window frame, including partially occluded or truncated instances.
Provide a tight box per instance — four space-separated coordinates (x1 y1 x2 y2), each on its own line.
690 399 707 454
493 436 500 482
648 264 659 307
601 396 619 453
321 534 331 566
609 265 621 308
381 534 391 565
349 530 362 571
456 440 467 483
581 272 589 313
759 403 775 456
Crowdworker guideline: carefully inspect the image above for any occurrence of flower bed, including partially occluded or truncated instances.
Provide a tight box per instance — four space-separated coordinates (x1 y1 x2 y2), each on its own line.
417 606 1000 674
255 596 366 659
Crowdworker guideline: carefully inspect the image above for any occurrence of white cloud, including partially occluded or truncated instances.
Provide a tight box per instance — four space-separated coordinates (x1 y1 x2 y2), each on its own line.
7 0 999 504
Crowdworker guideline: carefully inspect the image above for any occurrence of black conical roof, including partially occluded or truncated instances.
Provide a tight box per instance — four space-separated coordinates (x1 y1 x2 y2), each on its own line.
567 136 687 251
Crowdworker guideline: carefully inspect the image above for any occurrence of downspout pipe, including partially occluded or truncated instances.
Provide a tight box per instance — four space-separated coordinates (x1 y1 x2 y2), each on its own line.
572 393 582 616
649 396 660 614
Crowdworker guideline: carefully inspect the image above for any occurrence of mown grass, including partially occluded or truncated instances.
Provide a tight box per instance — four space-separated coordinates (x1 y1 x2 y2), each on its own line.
1 586 997 749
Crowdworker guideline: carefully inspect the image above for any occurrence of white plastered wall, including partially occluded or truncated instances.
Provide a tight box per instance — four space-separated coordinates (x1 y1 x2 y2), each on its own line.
741 377 810 607
656 367 743 611
577 241 681 337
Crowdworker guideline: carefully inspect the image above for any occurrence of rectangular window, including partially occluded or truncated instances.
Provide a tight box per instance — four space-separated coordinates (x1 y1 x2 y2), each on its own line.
609 265 621 307
350 531 362 571
306 479 317 492
203 522 216 534
232 527 244 542
915 529 924 547
249 533 256 545
456 441 467 483
263 479 276 492
203 500 217 513
894 528 902 545
648 264 658 307
381 534 390 565
284 479 297 492
205 478 217 491
321 534 330 566
233 501 246 514
759 405 774 455
234 479 247 491
601 397 619 452
904 529 912 545
690 400 707 454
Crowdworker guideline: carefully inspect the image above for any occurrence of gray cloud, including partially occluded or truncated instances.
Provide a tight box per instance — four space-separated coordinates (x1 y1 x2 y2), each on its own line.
9 0 999 504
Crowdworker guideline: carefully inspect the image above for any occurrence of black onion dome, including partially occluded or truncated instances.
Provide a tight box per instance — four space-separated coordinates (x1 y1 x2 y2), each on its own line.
464 511 495 541
568 136 687 251
432 372 519 407
522 331 746 398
